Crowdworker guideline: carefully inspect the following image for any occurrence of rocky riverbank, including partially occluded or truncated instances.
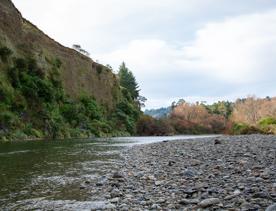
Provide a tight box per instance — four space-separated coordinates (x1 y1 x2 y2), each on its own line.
96 135 276 210
8 135 275 210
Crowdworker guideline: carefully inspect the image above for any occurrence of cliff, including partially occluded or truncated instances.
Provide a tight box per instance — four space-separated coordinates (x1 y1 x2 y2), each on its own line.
0 0 120 110
0 0 142 140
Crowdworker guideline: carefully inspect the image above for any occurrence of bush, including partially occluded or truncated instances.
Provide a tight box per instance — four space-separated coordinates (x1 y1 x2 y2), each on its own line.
136 115 174 136
114 100 140 134
231 123 263 135
0 80 14 105
258 117 276 127
80 95 103 120
96 65 103 74
0 47 143 140
0 47 12 62
258 117 276 134
0 110 19 130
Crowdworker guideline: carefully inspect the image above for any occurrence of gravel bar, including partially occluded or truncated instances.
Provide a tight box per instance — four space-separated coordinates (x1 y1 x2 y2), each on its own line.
96 135 276 210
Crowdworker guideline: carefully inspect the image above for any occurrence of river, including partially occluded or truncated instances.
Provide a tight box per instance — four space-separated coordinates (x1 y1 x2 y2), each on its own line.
0 135 218 210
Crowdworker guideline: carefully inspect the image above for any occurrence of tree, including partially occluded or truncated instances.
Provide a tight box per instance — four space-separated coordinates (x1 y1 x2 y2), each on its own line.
231 96 276 126
170 101 226 134
118 62 140 99
72 44 90 57
118 62 147 109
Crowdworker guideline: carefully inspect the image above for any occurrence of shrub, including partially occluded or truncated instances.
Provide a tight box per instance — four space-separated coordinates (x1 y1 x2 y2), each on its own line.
0 80 14 105
0 47 12 62
113 100 140 134
88 120 112 137
231 123 263 135
80 95 103 120
96 65 103 74
258 117 276 127
136 115 174 136
0 110 19 130
258 117 276 134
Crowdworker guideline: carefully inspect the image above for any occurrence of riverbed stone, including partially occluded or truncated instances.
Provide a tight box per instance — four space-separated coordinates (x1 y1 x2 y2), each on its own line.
112 172 124 179
198 198 221 208
79 135 276 210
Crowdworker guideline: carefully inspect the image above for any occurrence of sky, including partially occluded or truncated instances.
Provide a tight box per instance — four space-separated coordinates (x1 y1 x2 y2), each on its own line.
13 0 276 109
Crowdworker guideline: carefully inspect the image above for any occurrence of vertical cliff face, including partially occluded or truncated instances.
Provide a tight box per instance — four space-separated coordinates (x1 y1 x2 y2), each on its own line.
0 0 120 110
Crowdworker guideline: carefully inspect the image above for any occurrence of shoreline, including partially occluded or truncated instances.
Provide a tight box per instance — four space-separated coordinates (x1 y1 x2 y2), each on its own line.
104 134 276 210
3 135 276 210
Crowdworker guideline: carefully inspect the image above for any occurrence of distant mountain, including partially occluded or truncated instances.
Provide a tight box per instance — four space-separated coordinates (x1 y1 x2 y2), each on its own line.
144 107 172 119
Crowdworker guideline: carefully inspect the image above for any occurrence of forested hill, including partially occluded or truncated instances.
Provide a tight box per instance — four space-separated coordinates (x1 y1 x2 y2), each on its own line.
0 0 142 140
144 107 171 119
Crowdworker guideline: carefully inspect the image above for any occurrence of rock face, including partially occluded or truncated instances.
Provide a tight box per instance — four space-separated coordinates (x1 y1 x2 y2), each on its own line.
86 135 276 210
0 0 120 110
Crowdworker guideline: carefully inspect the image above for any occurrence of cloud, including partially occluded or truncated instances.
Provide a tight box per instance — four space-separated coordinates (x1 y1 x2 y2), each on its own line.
14 0 275 51
13 0 276 108
186 9 276 83
97 9 276 84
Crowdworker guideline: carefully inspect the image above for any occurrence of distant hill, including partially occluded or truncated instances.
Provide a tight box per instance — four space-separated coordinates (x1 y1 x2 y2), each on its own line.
144 107 172 119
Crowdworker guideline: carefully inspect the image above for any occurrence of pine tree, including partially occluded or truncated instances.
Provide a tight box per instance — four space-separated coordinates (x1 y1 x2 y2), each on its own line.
118 62 139 100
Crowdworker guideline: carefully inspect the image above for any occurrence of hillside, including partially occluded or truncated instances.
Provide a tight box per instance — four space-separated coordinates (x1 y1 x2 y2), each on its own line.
0 0 141 140
144 107 171 119
0 0 120 109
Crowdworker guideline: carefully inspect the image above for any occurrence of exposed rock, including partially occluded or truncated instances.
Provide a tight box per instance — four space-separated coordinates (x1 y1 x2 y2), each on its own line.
179 199 199 205
214 139 223 144
198 198 221 208
112 172 124 179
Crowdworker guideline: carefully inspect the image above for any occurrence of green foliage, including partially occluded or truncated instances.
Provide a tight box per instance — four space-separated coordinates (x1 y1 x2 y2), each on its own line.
96 64 103 74
0 110 19 131
0 46 12 62
258 117 276 134
113 100 140 134
258 117 276 127
0 78 14 105
204 101 233 119
79 95 102 120
0 45 143 140
231 123 263 135
118 62 139 100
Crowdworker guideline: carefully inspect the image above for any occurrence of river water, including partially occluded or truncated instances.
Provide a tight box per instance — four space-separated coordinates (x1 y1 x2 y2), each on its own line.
0 135 217 210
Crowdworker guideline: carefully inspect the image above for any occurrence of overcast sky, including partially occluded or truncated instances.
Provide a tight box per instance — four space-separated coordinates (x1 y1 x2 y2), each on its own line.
13 0 276 108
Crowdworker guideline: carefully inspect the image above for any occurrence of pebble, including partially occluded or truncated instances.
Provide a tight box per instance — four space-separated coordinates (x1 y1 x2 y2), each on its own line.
198 198 221 208
179 199 199 205
84 135 276 209
112 172 124 179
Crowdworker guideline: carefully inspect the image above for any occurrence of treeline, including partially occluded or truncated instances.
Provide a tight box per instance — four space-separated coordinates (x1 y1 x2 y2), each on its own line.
0 44 143 141
230 97 276 134
138 97 276 136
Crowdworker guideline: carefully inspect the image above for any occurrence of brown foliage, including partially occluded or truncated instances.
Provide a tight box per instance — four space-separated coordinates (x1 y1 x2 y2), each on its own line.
170 102 226 134
231 96 276 126
136 115 174 136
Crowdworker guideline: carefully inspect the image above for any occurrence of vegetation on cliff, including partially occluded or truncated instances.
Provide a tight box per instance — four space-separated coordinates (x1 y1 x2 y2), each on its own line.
0 45 143 141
